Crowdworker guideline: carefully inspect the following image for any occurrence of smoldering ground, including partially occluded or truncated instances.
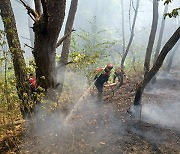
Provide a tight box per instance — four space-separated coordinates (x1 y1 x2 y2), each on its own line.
21 97 125 153
20 71 180 153
141 72 180 131
21 72 124 153
142 101 180 131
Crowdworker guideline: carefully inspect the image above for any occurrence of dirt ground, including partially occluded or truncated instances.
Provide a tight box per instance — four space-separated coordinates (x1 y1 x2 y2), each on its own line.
1 71 180 154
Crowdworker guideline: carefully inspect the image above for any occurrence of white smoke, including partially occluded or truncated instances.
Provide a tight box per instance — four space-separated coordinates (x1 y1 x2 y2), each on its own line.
142 101 180 131
142 78 180 131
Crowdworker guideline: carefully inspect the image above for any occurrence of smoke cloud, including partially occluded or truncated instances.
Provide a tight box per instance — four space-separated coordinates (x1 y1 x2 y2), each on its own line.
142 101 180 131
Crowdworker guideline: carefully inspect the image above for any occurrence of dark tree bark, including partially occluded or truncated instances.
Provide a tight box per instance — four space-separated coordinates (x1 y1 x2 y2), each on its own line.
32 1 66 90
26 0 34 47
20 0 66 91
34 0 42 15
0 0 32 118
120 0 140 69
58 0 78 94
134 26 180 105
144 0 159 76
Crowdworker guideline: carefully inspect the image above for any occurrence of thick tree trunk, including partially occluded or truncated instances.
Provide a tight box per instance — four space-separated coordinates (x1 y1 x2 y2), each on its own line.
33 1 66 90
144 0 159 76
120 0 140 69
0 0 32 118
58 0 78 94
133 26 180 105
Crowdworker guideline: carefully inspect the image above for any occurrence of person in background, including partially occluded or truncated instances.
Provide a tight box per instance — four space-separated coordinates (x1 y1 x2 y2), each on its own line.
113 67 124 87
94 63 113 100
28 73 37 93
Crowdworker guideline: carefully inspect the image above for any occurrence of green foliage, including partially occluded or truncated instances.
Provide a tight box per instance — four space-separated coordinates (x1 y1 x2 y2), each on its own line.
68 16 117 82
0 30 22 124
163 0 180 18
27 59 36 74
164 8 180 18
163 0 173 5
0 29 44 123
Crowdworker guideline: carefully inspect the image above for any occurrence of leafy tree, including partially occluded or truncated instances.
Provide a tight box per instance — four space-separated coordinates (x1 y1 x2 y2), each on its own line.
66 17 116 82
0 0 33 118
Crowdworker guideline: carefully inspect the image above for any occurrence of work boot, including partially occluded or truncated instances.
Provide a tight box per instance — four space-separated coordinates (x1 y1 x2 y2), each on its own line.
97 92 103 100
95 92 103 105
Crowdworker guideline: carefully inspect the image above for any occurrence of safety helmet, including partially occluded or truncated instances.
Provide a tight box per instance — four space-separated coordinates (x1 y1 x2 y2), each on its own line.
96 67 103 72
106 63 113 69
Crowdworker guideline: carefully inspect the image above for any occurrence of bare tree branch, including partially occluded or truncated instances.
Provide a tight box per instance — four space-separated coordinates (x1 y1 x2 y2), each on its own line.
59 61 74 66
56 29 76 48
24 43 34 49
131 0 136 11
41 0 48 17
19 0 39 21
21 36 30 41
34 0 42 15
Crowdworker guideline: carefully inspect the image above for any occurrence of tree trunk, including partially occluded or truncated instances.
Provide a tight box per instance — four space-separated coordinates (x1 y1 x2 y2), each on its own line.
26 0 35 47
33 1 66 91
144 0 159 76
0 0 32 118
121 0 125 57
153 4 168 64
120 0 140 69
165 41 180 73
133 26 180 105
151 4 168 84
119 0 126 88
34 0 42 15
58 0 78 94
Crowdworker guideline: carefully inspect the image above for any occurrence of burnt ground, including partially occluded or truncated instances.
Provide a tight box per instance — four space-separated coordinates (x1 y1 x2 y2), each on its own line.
1 71 180 154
